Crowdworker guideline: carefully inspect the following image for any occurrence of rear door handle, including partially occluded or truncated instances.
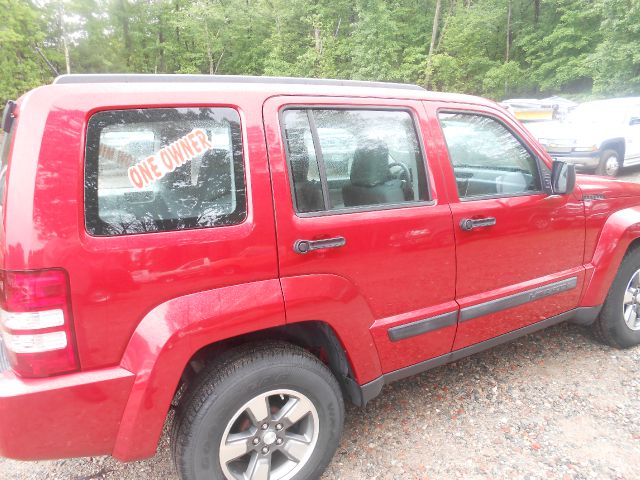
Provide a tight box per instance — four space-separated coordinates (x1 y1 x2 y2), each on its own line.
460 217 497 231
294 237 346 254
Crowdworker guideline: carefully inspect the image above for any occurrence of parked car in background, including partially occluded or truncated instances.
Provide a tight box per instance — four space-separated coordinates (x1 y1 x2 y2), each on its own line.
526 97 640 177
501 97 577 123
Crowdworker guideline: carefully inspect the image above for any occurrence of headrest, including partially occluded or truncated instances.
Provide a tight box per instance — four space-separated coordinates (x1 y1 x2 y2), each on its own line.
287 133 310 182
290 153 310 182
350 140 390 187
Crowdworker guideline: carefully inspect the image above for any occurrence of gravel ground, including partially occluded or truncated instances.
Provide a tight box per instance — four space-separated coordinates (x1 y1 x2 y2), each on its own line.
2 168 640 480
2 323 640 480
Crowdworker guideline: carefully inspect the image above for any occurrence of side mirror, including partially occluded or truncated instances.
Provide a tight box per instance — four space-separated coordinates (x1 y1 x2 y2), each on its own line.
551 160 576 195
630 117 640 126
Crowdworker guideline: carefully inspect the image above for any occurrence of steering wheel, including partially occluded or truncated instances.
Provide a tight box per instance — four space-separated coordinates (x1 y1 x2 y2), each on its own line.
388 162 412 183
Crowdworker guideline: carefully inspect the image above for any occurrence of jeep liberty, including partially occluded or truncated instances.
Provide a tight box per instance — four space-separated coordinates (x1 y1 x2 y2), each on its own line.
1 75 640 480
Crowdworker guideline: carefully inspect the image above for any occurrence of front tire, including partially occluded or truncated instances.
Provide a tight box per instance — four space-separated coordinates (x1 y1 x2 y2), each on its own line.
593 248 640 348
171 343 344 480
596 149 621 177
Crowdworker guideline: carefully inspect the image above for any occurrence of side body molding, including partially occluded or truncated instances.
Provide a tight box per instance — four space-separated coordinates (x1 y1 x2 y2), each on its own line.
112 279 286 461
581 206 640 306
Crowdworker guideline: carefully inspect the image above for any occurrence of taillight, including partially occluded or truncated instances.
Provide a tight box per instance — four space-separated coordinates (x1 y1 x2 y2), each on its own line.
0 269 79 377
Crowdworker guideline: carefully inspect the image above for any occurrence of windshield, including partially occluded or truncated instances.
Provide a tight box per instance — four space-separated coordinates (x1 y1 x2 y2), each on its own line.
566 102 626 125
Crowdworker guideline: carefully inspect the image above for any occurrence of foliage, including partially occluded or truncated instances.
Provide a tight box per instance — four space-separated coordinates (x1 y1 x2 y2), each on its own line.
0 0 52 102
592 0 640 94
0 0 639 106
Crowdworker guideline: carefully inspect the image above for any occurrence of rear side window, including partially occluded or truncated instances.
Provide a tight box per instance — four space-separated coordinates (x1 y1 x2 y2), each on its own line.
85 107 246 236
282 108 429 214
0 128 14 209
0 101 16 209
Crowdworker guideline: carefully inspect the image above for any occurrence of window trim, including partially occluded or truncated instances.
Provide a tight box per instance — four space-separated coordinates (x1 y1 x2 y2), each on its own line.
437 109 548 202
279 105 433 217
84 106 247 237
306 110 331 211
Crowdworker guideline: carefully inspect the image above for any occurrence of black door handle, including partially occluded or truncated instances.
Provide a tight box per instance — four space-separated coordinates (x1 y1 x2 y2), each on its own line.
460 217 497 231
294 237 346 254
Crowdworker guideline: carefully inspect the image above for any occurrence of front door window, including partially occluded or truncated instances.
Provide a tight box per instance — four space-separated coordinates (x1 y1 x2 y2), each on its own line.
438 112 542 199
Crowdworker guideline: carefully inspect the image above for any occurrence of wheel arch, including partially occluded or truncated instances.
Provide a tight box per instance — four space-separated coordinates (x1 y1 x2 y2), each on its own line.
112 279 287 461
111 276 379 461
601 138 626 161
182 320 368 409
581 207 640 306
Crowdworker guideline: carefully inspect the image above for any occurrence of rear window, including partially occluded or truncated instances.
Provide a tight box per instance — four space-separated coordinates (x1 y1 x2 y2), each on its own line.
0 128 15 209
85 107 246 236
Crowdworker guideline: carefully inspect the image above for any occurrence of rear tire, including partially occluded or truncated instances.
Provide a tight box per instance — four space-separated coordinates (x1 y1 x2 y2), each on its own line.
592 248 640 348
595 149 621 177
171 342 344 480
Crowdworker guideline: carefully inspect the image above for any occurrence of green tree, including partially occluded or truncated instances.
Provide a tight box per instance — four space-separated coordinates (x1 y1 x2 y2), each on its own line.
516 0 602 95
0 0 54 104
592 0 640 95
1 0 639 105
429 0 506 94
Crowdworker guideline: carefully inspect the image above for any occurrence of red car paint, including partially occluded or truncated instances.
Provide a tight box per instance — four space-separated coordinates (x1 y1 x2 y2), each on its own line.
1 78 640 462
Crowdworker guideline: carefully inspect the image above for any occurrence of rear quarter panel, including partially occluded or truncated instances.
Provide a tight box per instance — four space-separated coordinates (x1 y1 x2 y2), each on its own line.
3 85 279 369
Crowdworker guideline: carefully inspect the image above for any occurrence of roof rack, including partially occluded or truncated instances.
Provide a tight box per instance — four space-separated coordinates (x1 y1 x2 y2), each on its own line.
53 74 425 91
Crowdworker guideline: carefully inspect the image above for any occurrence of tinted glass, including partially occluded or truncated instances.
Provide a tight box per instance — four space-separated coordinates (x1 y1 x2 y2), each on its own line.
439 112 541 199
85 107 246 235
281 110 324 213
0 128 14 208
282 108 429 213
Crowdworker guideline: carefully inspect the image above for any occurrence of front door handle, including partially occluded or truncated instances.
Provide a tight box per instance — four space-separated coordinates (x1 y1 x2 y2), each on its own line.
294 237 346 254
460 217 497 231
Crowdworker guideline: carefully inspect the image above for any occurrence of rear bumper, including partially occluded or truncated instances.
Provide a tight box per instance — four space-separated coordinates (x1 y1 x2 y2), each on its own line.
0 366 134 460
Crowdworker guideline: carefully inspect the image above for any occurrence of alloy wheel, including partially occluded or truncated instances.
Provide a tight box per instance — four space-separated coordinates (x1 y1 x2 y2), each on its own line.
623 269 640 331
219 389 320 480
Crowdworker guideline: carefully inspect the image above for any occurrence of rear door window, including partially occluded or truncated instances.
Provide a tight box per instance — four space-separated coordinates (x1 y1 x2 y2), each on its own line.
85 107 246 236
282 108 429 213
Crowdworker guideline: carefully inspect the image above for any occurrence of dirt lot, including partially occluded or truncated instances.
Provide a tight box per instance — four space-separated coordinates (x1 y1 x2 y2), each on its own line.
2 168 640 480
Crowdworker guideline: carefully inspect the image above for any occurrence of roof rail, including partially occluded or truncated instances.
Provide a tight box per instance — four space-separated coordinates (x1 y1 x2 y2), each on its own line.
53 74 426 91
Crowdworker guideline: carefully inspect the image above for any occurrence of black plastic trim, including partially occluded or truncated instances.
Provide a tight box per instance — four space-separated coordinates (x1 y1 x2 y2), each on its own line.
459 277 578 322
306 110 331 210
357 305 602 405
53 74 426 91
569 304 602 325
388 311 458 342
359 376 385 406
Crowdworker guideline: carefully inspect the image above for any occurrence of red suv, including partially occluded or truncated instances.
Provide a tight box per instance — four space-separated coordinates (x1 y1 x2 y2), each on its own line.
1 75 640 480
